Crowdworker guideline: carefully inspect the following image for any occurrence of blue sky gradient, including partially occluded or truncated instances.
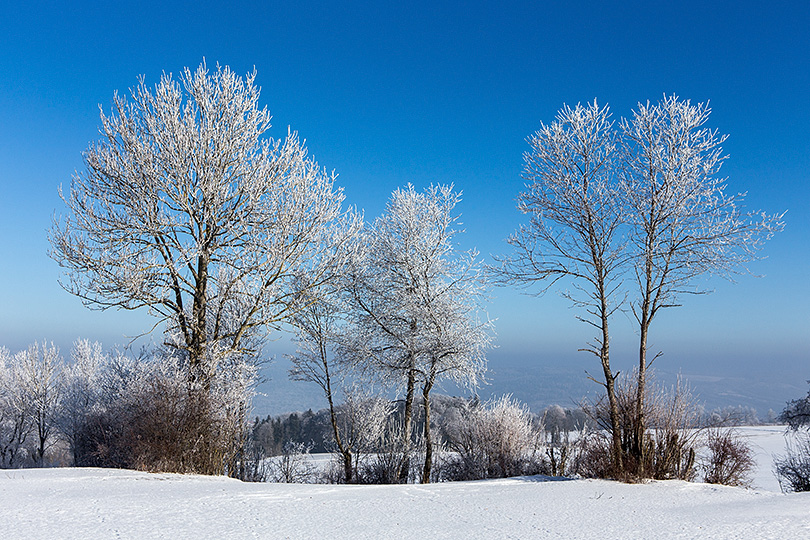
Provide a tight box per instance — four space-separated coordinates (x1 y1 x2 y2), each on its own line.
1 1 808 401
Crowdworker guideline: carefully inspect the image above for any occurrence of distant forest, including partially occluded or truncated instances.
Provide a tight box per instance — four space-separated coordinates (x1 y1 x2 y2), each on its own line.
251 394 767 456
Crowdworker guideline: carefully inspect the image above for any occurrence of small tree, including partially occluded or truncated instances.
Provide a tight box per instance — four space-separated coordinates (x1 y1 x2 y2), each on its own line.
337 391 392 481
781 383 810 430
289 287 359 482
345 184 492 482
56 339 105 465
0 348 34 468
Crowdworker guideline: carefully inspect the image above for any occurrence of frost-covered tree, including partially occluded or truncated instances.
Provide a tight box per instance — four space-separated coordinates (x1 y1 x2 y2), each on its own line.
781 384 810 430
499 98 782 478
418 268 492 482
55 339 105 465
288 209 362 481
50 62 356 385
620 96 784 471
15 342 63 465
289 288 358 482
0 347 34 468
497 102 627 473
345 184 492 482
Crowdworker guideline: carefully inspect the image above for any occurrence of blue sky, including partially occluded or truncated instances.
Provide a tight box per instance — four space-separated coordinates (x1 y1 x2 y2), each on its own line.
1 1 808 400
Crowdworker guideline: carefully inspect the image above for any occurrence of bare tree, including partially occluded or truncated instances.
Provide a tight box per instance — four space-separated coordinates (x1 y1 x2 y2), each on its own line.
497 102 626 473
345 184 492 482
289 287 358 482
50 62 356 385
418 266 492 483
288 206 362 481
781 383 810 430
619 95 784 471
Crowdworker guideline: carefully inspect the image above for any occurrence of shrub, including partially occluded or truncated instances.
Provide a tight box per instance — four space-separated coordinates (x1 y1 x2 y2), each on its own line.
701 428 756 487
441 395 543 481
358 419 414 484
72 349 255 476
269 442 316 483
774 432 810 493
583 373 700 481
568 430 614 479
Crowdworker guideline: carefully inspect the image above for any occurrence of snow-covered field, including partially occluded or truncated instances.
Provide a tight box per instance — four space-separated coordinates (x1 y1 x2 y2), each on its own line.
1 426 808 539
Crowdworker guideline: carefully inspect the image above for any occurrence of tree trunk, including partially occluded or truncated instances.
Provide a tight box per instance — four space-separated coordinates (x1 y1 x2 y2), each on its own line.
398 365 416 482
190 252 210 386
634 318 649 476
36 416 47 466
600 299 624 476
421 374 435 484
634 244 654 477
325 373 353 483
602 361 623 476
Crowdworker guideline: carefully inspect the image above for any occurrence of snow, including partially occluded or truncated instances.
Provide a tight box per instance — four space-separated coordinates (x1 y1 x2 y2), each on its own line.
1 427 809 539
743 425 794 492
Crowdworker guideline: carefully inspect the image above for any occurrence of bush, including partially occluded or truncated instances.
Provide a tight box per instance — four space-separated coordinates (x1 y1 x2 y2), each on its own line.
357 419 414 484
269 442 316 483
701 428 755 487
567 430 614 479
71 349 255 476
440 395 543 481
582 373 700 481
774 432 810 493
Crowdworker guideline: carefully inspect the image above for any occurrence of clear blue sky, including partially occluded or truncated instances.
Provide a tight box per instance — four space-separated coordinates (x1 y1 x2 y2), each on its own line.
1 1 808 389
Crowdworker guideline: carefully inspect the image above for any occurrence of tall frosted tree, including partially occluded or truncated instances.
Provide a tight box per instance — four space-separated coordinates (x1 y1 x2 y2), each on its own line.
619 96 783 471
50 62 357 385
56 339 105 466
497 102 627 472
0 347 33 468
14 342 63 466
345 184 492 482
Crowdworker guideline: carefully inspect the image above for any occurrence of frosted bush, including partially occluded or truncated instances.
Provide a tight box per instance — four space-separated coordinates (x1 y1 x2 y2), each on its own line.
441 395 542 480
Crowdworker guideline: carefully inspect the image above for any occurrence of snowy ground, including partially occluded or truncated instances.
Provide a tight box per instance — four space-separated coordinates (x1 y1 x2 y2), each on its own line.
1 427 808 539
740 424 794 492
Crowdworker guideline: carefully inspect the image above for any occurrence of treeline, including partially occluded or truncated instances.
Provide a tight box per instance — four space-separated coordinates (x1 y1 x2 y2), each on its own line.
2 336 799 491
252 396 590 457
252 400 770 459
